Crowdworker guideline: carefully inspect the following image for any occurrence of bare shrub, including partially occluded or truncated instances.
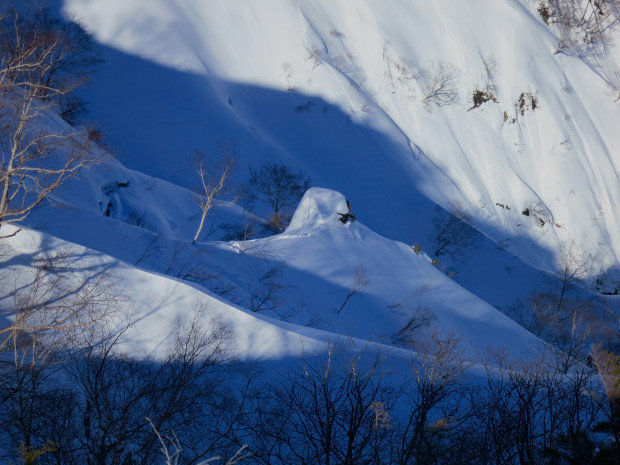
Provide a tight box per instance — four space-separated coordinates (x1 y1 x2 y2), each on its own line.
421 61 460 107
515 91 539 115
246 162 310 233
542 0 620 91
480 55 499 93
220 220 259 242
391 305 436 346
542 0 620 57
174 247 219 283
521 200 551 226
394 57 420 83
295 100 314 112
192 144 238 244
538 2 552 24
468 89 498 111
127 210 152 230
337 265 369 314
249 263 292 317
280 62 293 91
332 55 354 75
430 200 482 261
306 46 323 70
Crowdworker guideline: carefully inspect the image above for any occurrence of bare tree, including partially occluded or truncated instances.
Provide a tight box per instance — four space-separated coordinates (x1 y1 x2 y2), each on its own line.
0 246 120 463
0 246 117 370
192 146 237 244
0 8 101 234
246 342 394 465
551 242 593 312
0 7 103 123
338 265 369 314
421 61 460 107
397 328 468 465
544 0 620 57
506 291 600 374
63 299 243 465
430 200 482 261
246 163 310 233
466 348 605 465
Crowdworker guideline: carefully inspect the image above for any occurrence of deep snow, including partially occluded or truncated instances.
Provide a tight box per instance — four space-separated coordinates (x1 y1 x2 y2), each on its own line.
3 0 620 367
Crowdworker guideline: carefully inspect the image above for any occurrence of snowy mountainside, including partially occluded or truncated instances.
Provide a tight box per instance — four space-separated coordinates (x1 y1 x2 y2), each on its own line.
8 0 617 364
0 226 328 361
11 181 541 363
59 0 620 285
4 2 620 462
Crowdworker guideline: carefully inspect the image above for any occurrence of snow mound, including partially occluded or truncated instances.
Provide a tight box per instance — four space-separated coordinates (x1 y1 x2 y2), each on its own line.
0 225 329 361
286 187 350 232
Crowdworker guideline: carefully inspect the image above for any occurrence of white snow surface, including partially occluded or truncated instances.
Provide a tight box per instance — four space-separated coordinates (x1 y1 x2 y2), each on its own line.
4 0 620 365
1 223 327 361
60 0 620 274
5 186 540 363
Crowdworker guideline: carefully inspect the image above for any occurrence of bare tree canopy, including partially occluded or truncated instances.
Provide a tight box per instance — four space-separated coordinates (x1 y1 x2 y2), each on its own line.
247 162 310 232
192 144 238 244
0 7 102 121
0 7 102 233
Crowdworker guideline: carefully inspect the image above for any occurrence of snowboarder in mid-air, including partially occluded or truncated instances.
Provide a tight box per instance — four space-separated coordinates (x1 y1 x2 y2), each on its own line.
338 199 356 224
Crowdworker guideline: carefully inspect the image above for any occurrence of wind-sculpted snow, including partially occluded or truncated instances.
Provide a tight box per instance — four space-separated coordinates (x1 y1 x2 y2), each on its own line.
261 188 539 359
286 187 349 232
6 183 543 363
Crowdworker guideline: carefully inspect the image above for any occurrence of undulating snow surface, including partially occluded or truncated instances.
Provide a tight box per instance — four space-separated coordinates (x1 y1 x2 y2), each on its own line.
5 0 620 365
6 185 541 364
60 0 620 276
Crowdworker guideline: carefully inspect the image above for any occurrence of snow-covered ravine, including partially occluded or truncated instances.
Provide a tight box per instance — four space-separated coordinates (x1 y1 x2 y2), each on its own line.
59 0 620 286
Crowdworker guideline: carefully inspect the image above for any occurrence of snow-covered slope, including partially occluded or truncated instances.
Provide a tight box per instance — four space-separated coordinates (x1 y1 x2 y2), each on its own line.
59 0 620 284
6 184 542 364
1 225 328 361
6 0 618 367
